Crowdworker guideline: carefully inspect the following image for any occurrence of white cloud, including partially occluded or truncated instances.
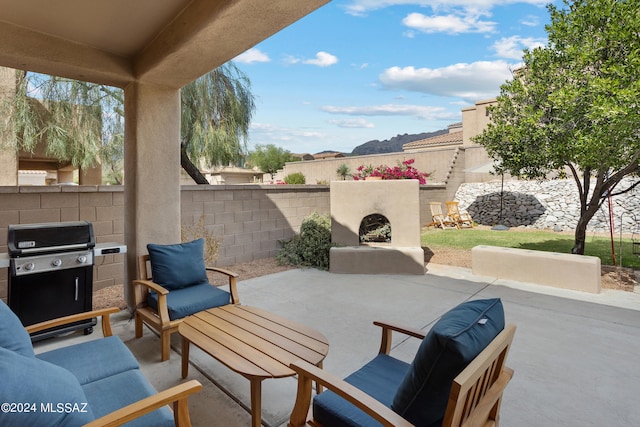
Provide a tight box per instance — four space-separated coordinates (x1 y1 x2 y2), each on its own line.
402 11 496 34
250 123 326 143
378 60 516 101
283 52 338 67
303 52 339 67
492 36 545 59
328 118 376 128
322 104 457 121
344 1 548 16
234 48 270 64
520 14 540 26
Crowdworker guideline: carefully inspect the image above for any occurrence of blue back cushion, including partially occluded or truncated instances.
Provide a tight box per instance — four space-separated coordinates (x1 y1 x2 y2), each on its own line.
147 239 208 290
0 300 35 358
391 298 505 427
0 346 95 426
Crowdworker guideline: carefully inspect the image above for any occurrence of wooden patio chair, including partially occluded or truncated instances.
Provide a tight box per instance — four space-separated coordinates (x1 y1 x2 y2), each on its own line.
288 298 516 427
446 201 474 228
133 239 240 361
428 202 458 229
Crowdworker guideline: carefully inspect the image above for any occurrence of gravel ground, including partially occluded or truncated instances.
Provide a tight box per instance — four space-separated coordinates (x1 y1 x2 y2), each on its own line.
93 248 636 310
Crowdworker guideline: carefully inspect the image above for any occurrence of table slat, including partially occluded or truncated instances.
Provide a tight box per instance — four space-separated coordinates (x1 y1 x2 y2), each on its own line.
182 317 292 378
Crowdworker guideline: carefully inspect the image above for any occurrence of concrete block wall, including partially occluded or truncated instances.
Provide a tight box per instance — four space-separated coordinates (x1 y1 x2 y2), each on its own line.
0 185 126 300
0 183 445 300
180 185 330 265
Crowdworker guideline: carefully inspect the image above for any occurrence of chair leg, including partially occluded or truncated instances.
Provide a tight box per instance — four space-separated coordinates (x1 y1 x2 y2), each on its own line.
134 313 143 338
161 330 172 362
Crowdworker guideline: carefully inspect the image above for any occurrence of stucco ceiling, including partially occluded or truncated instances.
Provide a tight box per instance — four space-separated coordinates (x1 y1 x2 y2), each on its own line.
0 0 329 88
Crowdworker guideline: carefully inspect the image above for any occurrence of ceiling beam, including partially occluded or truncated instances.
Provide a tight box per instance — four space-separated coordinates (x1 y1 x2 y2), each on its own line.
135 0 330 88
0 21 134 87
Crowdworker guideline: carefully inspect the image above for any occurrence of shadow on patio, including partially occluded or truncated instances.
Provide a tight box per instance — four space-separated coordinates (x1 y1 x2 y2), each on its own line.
33 265 640 427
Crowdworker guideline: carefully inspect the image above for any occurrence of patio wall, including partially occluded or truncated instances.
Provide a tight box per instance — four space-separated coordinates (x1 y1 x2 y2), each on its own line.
0 184 445 300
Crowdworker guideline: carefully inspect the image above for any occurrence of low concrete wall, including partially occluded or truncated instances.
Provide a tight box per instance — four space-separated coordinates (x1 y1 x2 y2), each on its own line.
330 246 425 275
471 245 601 293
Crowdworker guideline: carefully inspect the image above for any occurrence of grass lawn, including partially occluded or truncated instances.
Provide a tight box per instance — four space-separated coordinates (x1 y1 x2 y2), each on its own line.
421 227 640 269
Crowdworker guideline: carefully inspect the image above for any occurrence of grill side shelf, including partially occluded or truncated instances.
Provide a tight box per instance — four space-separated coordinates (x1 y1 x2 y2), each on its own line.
0 253 8 269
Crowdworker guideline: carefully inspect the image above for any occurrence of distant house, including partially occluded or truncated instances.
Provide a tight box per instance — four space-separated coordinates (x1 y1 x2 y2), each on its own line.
402 123 463 152
291 153 315 161
312 152 345 160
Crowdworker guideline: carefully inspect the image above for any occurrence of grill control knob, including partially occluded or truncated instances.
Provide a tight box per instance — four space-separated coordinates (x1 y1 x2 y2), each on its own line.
77 255 87 264
24 262 35 271
52 259 63 267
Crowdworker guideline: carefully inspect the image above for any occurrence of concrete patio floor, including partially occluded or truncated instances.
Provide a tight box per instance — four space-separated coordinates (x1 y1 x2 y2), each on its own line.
34 264 640 427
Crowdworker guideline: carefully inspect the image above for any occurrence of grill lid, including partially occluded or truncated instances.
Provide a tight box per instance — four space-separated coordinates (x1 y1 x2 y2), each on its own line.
8 221 95 256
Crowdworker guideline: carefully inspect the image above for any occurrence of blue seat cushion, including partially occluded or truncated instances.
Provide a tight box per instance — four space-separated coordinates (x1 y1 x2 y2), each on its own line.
0 300 35 358
37 336 139 385
0 346 95 427
147 282 231 320
391 298 505 427
82 369 174 427
313 354 409 427
147 239 208 290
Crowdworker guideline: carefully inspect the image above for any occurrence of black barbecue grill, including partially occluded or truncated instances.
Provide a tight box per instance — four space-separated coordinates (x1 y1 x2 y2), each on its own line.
7 221 96 340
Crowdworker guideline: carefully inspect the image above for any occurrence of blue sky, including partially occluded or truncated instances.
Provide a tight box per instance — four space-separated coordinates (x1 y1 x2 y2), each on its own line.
234 0 557 155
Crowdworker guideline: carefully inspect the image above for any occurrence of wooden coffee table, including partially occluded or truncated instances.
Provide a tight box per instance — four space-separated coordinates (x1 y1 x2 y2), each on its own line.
178 305 329 427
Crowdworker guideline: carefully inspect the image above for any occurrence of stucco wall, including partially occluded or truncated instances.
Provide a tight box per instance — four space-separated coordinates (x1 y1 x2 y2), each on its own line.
277 149 467 185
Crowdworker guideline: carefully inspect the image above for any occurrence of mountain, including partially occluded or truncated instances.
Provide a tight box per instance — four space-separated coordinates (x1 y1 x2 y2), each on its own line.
351 130 448 155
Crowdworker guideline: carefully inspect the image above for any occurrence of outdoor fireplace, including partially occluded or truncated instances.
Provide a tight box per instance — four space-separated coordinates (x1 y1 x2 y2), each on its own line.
329 180 424 274
359 214 391 244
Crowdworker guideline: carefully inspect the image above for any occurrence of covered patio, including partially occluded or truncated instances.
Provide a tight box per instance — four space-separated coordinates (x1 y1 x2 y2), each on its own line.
0 0 330 306
4 2 640 426
34 265 640 426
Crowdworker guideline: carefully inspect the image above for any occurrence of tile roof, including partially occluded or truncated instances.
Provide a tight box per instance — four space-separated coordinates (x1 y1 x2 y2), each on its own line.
402 130 463 150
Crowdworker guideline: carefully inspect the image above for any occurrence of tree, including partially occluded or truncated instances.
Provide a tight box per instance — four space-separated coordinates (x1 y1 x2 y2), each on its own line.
247 144 293 180
180 63 255 184
474 0 640 255
336 163 350 180
0 62 255 185
0 72 119 174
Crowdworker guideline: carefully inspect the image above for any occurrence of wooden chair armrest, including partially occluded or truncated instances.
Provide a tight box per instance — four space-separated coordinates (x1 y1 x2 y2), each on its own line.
83 380 202 427
288 360 413 427
206 266 239 278
206 267 241 305
132 279 169 295
132 279 171 327
26 307 120 337
373 321 426 355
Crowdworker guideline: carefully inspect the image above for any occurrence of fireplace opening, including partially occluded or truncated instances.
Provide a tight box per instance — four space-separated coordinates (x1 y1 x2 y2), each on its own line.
359 214 391 244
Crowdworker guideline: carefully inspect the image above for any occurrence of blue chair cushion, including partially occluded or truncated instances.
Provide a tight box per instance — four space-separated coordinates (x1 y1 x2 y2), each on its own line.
82 369 174 427
147 239 208 290
313 354 409 427
37 336 139 385
0 346 95 427
147 282 231 320
391 298 505 427
0 300 35 358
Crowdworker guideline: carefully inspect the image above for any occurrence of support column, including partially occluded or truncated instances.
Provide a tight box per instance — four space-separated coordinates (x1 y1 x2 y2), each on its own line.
123 81 181 309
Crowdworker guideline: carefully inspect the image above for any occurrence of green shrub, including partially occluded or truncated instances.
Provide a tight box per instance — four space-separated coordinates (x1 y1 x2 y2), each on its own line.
277 212 333 269
284 172 306 184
